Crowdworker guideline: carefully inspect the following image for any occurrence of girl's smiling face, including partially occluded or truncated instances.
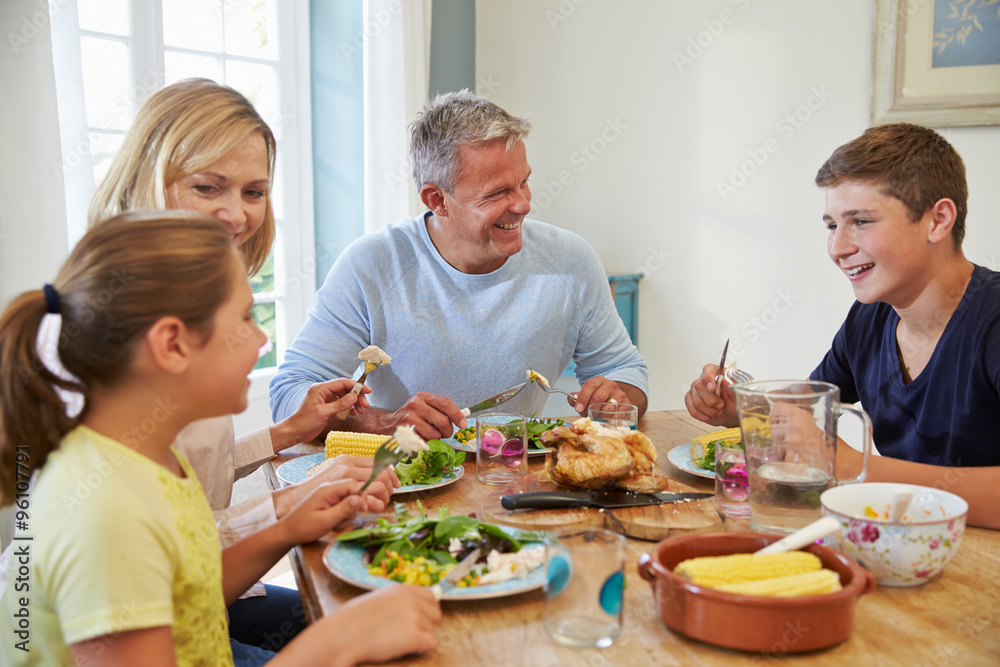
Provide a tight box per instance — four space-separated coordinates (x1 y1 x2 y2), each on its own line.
824 180 933 308
190 252 267 417
166 132 270 248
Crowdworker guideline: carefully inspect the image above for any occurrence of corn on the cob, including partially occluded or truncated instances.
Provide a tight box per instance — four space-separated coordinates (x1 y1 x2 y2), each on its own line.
325 431 386 459
739 415 771 439
675 551 822 588
714 568 842 597
690 427 742 460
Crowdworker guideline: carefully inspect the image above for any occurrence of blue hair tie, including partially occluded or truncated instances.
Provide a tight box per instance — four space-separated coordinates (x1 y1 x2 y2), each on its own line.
43 284 60 314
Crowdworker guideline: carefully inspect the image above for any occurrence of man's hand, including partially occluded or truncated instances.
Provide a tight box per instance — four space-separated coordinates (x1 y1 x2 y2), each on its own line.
571 376 631 414
385 391 469 440
685 363 739 427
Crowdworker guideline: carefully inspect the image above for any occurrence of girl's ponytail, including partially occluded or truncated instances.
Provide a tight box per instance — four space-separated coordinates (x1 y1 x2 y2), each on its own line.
0 292 83 505
0 211 237 506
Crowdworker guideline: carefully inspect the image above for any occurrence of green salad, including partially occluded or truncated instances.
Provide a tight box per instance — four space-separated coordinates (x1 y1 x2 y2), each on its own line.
338 501 543 569
395 439 465 485
693 438 743 471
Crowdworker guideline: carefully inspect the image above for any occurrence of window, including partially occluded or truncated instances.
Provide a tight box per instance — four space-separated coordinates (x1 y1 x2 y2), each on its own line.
75 0 311 381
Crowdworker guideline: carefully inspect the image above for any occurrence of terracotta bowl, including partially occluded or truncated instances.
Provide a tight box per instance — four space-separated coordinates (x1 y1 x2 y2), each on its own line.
637 532 876 653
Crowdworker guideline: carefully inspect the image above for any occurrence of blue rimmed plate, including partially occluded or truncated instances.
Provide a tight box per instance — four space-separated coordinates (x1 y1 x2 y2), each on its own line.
323 534 545 601
275 453 464 493
666 442 716 480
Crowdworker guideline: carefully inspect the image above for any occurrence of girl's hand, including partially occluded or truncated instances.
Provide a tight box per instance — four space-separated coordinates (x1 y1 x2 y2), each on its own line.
326 586 442 665
273 455 400 520
271 586 441 667
336 586 441 664
277 480 367 544
272 379 373 451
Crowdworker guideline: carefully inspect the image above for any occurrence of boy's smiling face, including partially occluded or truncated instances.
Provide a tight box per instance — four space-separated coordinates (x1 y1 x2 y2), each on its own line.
824 180 933 308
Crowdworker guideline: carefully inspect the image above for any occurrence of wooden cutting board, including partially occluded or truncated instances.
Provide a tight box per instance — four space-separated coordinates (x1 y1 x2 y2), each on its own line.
479 472 723 541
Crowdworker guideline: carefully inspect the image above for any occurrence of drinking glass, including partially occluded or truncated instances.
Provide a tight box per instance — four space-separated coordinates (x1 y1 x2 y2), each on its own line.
715 442 749 518
475 414 528 484
587 402 638 430
544 527 626 648
733 380 872 536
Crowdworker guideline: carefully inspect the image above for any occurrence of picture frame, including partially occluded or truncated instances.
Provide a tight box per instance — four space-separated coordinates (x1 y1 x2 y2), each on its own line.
872 0 1000 127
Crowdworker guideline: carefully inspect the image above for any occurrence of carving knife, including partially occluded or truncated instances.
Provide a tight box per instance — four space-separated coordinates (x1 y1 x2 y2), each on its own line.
500 490 713 511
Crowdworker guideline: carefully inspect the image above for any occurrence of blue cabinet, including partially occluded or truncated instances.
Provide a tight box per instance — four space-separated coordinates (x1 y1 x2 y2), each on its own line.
562 273 641 377
609 273 641 347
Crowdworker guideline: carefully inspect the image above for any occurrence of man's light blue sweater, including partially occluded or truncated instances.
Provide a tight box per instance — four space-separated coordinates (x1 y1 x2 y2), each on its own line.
269 214 647 421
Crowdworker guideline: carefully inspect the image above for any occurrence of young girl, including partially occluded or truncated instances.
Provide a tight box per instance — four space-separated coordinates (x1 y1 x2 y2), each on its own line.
0 212 440 666
80 77 398 649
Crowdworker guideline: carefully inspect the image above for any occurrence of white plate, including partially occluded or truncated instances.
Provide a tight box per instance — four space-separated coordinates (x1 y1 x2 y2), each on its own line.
275 453 464 493
323 532 544 601
666 442 716 479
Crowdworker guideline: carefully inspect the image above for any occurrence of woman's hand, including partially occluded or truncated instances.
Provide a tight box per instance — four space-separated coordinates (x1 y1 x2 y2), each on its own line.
272 455 400 520
271 379 372 451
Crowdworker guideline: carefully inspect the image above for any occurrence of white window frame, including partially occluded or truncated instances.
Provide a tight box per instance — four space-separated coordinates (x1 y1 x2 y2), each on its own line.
75 1 316 421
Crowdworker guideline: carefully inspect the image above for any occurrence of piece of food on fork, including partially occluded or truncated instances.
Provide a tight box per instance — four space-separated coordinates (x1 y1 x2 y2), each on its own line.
335 345 392 419
526 368 550 387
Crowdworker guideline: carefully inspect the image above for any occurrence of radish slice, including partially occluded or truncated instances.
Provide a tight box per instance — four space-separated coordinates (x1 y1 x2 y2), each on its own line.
479 428 504 456
500 437 525 467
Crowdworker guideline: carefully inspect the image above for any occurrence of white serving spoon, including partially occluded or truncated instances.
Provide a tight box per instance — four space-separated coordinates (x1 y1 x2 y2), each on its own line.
888 487 915 522
754 516 841 556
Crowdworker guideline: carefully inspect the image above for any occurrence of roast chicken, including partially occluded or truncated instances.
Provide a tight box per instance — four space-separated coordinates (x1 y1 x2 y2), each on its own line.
539 418 668 493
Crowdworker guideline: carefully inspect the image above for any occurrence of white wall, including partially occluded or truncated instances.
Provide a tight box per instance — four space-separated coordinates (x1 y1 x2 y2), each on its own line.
475 0 1000 412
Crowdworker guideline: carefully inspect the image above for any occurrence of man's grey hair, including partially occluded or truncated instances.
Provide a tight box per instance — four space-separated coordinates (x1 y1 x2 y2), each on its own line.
409 89 531 194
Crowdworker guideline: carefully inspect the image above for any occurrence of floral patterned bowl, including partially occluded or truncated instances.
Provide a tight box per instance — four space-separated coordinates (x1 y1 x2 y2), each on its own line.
820 483 968 587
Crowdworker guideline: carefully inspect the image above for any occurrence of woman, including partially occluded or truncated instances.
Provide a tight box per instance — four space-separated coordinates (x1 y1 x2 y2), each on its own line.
87 78 399 651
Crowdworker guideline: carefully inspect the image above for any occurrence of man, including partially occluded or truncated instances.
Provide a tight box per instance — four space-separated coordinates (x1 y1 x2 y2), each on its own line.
270 90 648 439
685 123 1000 528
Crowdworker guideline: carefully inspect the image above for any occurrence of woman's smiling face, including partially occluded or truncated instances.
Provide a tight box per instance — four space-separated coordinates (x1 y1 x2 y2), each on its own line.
166 132 270 248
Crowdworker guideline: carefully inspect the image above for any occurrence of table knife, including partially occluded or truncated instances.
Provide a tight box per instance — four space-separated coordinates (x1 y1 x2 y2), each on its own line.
460 382 527 417
430 547 482 600
714 338 730 396
500 490 713 510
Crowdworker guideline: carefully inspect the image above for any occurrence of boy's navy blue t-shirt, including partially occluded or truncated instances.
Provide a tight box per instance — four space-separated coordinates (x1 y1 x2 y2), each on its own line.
811 264 1000 467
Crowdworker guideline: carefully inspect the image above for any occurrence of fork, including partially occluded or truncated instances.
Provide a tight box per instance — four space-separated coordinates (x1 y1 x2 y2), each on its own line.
359 436 402 492
726 369 756 385
534 384 578 401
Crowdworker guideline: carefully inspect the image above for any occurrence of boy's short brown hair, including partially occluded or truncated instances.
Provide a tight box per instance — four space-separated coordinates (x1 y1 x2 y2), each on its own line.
815 123 968 247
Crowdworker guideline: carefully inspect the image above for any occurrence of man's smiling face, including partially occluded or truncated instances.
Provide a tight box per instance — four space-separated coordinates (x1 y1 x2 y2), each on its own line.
433 139 532 274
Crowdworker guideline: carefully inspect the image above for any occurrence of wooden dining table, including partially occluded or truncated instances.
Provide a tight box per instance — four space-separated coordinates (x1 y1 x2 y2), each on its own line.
267 410 1000 666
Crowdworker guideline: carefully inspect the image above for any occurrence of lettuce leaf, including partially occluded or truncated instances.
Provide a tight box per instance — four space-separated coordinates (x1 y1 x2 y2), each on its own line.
394 439 466 485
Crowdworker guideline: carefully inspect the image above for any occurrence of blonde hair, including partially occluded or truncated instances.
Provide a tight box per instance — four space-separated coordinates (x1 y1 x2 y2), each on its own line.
409 89 531 193
89 78 276 275
0 211 239 505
